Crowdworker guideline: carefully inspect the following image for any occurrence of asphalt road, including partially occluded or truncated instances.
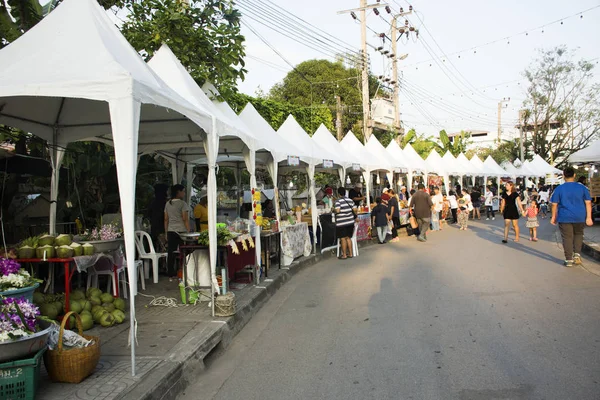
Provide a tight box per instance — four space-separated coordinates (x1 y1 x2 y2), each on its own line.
179 217 600 400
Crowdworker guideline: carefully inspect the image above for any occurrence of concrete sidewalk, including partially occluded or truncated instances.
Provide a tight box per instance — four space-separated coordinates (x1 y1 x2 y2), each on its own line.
37 240 376 400
581 223 600 276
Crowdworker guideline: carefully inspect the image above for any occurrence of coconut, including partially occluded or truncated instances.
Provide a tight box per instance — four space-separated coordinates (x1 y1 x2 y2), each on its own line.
40 303 58 320
113 298 126 312
80 310 92 318
35 245 55 259
111 309 126 324
71 290 85 301
99 312 115 327
55 234 72 246
87 287 102 299
32 292 45 305
93 309 108 323
82 243 94 256
102 303 116 313
89 296 101 306
79 300 92 312
69 300 83 314
56 245 74 259
81 313 94 331
53 301 64 315
100 293 114 304
91 305 103 315
70 242 83 256
17 246 35 259
38 234 55 247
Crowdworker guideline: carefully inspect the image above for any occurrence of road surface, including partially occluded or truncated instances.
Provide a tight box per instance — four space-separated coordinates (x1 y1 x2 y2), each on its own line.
179 218 600 400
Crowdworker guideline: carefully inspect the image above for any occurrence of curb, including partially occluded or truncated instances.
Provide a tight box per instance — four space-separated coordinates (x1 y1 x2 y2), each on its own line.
582 241 600 262
116 239 376 400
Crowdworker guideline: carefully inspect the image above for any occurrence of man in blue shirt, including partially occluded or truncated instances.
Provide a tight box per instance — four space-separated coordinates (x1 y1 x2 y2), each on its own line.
551 166 593 267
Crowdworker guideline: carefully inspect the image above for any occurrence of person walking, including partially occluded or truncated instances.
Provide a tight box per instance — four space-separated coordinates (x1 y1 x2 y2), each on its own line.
387 189 401 241
371 197 390 244
551 167 593 267
335 187 357 259
431 187 444 231
457 194 469 230
447 190 459 224
500 181 525 243
410 184 434 242
539 187 549 219
526 200 540 242
485 186 495 220
471 186 482 220
164 184 191 279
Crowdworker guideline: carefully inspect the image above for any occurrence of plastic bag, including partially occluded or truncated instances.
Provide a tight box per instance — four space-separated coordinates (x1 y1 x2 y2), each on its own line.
47 323 95 350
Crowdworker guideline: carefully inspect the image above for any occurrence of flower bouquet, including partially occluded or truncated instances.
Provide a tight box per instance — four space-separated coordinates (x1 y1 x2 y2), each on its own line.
78 223 124 253
0 296 53 362
0 258 41 300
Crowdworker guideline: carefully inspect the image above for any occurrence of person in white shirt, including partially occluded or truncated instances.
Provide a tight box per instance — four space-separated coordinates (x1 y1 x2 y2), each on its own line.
484 186 496 220
539 188 549 218
447 190 459 224
431 187 444 229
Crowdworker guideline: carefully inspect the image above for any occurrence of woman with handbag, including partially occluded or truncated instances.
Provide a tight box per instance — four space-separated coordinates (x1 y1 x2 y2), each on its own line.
500 181 525 243
334 187 357 259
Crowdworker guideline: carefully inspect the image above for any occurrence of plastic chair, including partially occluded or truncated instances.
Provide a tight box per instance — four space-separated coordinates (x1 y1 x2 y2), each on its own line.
336 224 359 258
86 255 144 298
135 231 167 284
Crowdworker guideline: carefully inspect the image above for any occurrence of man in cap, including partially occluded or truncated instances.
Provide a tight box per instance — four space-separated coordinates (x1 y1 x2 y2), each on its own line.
349 182 366 207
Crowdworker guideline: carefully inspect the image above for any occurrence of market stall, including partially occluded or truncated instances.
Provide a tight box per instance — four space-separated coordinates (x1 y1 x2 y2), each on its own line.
280 221 312 266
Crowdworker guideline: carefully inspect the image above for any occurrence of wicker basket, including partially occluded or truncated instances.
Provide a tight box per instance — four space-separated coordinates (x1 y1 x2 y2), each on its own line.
43 312 101 383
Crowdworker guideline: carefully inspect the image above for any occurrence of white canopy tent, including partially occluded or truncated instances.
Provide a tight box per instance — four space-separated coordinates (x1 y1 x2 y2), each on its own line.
366 135 406 189
484 156 510 177
531 154 562 175
501 161 519 181
569 141 600 164
340 131 383 209
425 151 450 194
386 141 412 189
312 124 357 184
442 151 471 188
469 155 499 195
401 144 428 191
0 0 223 376
277 116 339 251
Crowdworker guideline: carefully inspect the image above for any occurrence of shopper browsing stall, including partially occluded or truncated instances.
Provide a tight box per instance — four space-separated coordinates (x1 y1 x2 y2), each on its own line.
335 187 357 259
371 197 390 244
164 184 191 279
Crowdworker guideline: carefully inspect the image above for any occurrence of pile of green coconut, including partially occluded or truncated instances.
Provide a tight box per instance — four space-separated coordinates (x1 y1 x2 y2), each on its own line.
33 288 126 330
17 234 94 259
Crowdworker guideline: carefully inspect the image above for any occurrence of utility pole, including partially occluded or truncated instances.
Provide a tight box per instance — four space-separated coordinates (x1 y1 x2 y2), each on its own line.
336 95 343 141
390 8 412 139
519 109 526 162
338 1 384 144
497 97 510 140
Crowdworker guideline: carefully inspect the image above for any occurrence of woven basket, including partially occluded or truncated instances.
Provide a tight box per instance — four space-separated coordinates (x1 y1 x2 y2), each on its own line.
43 311 101 383
214 292 236 317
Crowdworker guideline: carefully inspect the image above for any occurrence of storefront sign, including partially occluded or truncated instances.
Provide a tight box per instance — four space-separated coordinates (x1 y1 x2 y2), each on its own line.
589 177 600 197
287 156 300 166
323 159 333 168
352 163 361 171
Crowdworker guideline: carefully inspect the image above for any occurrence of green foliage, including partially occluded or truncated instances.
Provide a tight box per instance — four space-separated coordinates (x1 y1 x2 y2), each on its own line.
120 0 246 97
437 130 471 157
467 140 520 166
227 92 334 134
522 46 600 166
268 59 379 137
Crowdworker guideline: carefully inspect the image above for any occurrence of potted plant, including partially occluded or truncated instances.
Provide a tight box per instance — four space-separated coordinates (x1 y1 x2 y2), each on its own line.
0 258 42 301
0 296 54 362
77 223 124 253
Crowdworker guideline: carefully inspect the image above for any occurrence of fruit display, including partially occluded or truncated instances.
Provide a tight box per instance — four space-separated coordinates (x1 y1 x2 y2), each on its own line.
32 288 127 330
16 233 87 259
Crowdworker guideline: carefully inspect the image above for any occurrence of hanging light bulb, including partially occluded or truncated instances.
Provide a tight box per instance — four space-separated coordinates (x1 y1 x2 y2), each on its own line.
360 175 364 183
289 180 294 188
346 176 351 185
376 175 381 185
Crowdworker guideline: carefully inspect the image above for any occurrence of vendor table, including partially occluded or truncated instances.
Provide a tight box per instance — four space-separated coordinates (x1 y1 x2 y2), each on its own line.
16 255 120 314
355 213 371 242
319 214 337 253
280 222 312 266
260 231 281 277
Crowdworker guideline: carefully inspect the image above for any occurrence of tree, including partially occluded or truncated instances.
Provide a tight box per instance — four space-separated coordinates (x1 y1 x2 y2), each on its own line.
120 0 246 97
467 140 520 166
522 46 600 166
401 129 438 158
269 59 380 138
437 130 471 156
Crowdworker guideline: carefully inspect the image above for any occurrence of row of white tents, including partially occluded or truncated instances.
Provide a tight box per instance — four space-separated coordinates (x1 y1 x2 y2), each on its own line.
0 0 563 375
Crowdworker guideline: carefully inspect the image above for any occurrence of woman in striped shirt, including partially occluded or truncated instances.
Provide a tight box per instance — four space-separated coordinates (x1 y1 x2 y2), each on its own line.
335 187 357 259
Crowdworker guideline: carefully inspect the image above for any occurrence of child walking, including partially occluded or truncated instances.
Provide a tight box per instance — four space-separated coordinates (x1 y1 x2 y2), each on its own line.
526 200 540 241
371 197 390 244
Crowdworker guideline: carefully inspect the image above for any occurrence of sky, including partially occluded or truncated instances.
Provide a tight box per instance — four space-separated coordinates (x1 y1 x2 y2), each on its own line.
236 0 600 140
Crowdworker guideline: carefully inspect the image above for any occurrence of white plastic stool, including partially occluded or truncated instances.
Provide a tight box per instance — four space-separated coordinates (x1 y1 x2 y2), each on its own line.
87 259 144 298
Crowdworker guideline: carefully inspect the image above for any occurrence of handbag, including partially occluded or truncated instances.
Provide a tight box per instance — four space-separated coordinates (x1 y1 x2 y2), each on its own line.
344 198 358 220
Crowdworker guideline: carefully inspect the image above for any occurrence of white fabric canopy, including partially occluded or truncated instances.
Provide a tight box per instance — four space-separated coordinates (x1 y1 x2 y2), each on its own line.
277 115 337 168
568 141 600 164
455 153 480 176
442 151 469 176
0 0 218 376
312 124 356 183
513 159 542 177
402 144 428 173
501 161 519 180
340 131 381 171
530 154 562 175
483 156 510 177
366 136 406 173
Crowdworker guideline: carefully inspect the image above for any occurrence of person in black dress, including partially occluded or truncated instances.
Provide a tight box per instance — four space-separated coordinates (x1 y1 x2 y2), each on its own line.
500 181 526 243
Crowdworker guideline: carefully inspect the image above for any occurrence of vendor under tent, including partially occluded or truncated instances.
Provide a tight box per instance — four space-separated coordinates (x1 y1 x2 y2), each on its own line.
424 150 450 195
366 135 408 190
0 0 222 376
340 131 387 210
401 144 428 191
277 116 340 253
569 141 600 164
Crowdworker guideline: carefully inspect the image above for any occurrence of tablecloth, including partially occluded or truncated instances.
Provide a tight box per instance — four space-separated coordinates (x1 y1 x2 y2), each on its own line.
356 213 371 242
72 250 122 273
399 208 410 226
281 222 312 266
